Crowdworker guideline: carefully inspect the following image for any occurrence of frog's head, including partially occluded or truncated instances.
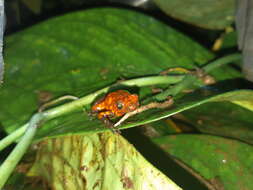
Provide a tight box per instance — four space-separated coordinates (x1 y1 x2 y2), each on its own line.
124 94 139 112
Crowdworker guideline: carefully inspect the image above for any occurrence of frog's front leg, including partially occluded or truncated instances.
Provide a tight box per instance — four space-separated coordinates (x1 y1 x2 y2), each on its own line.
97 111 113 120
98 111 121 134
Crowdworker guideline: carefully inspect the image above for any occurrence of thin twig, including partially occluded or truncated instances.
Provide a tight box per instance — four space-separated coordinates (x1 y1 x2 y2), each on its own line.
114 98 174 127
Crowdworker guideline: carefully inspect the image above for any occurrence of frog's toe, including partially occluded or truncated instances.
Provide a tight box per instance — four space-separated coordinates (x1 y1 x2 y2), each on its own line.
101 118 121 134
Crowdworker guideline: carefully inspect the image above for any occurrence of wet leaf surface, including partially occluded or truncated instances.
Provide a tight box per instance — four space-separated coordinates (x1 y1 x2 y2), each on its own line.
153 134 253 190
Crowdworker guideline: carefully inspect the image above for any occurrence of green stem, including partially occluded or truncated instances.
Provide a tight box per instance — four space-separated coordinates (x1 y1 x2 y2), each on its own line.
0 124 27 151
0 113 44 189
144 75 197 102
151 53 242 102
156 75 197 100
203 53 242 73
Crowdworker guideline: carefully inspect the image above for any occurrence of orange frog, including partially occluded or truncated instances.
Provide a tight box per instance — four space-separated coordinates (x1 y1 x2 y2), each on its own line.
92 90 139 120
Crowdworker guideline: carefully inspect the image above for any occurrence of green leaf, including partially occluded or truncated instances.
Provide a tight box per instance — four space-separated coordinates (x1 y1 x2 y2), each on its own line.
153 0 235 29
1 8 251 190
28 132 182 190
181 101 253 144
32 89 253 141
153 134 253 190
2 8 216 133
1 8 244 141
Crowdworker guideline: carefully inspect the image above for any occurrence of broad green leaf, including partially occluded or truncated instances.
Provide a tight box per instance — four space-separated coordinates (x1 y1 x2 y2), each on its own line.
153 134 253 190
1 8 212 134
1 8 242 137
29 132 182 190
1 7 252 190
181 102 253 144
33 89 253 141
153 0 235 30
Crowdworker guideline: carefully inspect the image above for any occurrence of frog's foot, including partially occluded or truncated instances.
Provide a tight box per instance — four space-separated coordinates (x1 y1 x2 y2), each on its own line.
87 111 96 120
101 117 121 134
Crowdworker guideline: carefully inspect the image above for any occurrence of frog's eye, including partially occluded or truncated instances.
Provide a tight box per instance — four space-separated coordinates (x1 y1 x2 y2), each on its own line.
116 101 124 110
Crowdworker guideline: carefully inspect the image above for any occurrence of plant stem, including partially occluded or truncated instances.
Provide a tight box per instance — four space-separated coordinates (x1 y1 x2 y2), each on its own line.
150 53 242 102
203 53 242 73
143 75 197 103
155 75 197 101
0 124 28 151
0 113 44 189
